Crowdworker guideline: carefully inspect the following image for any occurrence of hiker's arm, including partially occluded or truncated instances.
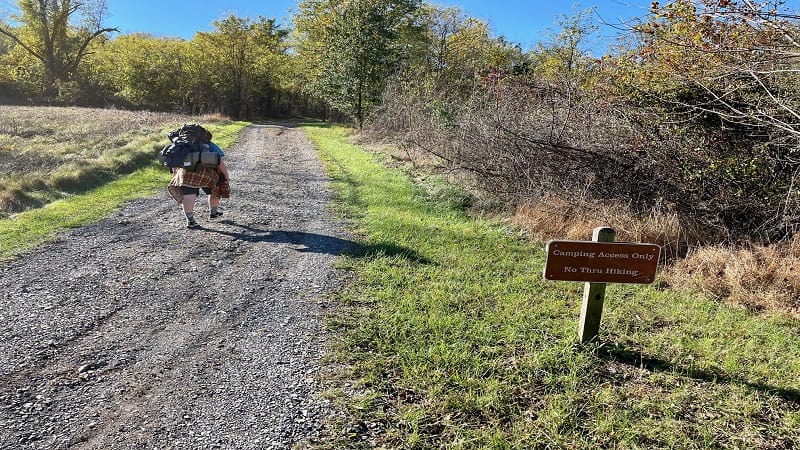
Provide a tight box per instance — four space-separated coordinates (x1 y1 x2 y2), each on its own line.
218 159 230 180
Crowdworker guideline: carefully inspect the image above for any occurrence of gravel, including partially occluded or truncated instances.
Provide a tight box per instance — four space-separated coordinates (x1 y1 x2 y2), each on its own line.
0 124 351 449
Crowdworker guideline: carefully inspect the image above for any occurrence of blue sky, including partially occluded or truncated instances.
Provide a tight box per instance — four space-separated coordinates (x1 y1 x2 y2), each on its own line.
96 0 798 52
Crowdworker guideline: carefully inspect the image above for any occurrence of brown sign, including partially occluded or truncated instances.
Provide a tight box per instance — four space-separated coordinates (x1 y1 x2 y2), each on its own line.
544 240 661 284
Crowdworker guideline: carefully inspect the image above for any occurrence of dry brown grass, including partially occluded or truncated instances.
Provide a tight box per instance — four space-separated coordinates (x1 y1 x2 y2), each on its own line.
513 194 800 316
667 240 800 315
513 195 701 260
0 105 197 172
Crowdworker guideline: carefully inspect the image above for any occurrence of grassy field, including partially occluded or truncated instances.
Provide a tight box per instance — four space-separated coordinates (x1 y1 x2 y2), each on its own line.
304 124 800 449
0 106 235 214
0 106 248 260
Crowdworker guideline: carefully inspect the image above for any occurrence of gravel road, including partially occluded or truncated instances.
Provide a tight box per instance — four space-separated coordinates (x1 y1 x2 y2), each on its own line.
0 124 351 449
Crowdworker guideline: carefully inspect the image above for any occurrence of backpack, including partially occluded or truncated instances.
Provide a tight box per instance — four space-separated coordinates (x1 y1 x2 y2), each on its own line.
160 123 219 169
167 123 212 144
159 140 205 168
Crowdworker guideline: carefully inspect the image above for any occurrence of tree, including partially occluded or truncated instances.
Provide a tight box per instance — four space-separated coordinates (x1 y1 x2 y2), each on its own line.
294 0 423 127
413 7 525 92
86 33 191 110
604 0 800 241
364 4 528 145
0 0 117 97
192 14 290 118
617 0 800 137
529 9 598 84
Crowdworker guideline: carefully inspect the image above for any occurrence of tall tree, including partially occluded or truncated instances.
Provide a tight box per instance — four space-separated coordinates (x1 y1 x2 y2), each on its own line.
617 0 800 139
294 0 422 127
0 0 117 97
604 0 800 240
529 9 597 83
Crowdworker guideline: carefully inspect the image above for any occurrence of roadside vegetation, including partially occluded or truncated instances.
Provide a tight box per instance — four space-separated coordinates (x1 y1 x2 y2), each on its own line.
358 0 800 316
4 0 800 445
0 106 247 260
0 106 199 215
306 124 800 449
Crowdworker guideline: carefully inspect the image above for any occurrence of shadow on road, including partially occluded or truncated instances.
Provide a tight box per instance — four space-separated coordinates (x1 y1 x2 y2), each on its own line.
201 219 431 264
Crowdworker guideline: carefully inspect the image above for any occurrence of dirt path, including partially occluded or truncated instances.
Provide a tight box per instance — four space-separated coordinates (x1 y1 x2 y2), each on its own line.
0 124 350 449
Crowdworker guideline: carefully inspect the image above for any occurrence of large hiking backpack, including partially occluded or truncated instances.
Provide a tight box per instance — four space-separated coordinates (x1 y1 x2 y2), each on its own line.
159 140 204 168
159 124 219 169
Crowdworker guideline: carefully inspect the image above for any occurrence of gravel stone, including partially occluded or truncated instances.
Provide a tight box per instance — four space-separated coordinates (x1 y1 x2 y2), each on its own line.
0 124 350 449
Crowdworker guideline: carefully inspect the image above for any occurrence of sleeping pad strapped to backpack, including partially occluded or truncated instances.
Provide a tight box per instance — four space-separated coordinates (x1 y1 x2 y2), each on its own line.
159 124 219 169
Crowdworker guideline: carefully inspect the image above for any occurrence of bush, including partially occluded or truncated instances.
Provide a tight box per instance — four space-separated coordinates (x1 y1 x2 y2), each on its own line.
368 69 800 246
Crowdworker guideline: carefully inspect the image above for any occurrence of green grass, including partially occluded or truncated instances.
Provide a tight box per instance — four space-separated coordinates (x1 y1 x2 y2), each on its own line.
304 124 800 449
0 120 248 261
0 164 170 260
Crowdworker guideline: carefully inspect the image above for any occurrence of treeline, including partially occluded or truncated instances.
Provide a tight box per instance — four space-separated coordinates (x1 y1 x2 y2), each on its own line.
0 0 430 120
2 0 800 243
0 0 520 123
0 6 305 118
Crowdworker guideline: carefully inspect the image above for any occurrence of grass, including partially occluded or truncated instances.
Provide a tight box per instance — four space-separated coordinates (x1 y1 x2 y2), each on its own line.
0 113 248 261
0 165 169 260
0 106 233 215
304 124 800 449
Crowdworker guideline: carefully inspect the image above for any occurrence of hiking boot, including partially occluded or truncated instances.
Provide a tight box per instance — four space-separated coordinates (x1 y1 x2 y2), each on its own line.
210 211 223 219
186 219 199 229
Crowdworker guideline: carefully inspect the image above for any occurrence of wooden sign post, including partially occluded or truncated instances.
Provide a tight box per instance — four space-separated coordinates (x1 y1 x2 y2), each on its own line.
579 227 614 344
543 227 661 344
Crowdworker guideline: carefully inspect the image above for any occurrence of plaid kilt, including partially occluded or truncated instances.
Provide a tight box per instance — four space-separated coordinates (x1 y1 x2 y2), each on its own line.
168 167 222 203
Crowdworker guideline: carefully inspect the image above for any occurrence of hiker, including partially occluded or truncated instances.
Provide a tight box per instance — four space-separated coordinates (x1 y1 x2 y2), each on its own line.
164 125 231 229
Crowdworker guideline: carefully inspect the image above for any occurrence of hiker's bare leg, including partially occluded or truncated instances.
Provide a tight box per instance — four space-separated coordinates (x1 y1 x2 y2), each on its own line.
182 194 197 214
209 192 222 217
181 193 198 227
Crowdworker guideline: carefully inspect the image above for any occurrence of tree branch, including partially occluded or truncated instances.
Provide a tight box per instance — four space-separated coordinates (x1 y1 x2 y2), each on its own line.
67 26 118 74
0 25 44 61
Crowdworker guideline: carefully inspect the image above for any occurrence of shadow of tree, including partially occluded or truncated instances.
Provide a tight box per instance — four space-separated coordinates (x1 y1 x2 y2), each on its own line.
596 343 800 406
200 219 431 264
346 240 432 265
